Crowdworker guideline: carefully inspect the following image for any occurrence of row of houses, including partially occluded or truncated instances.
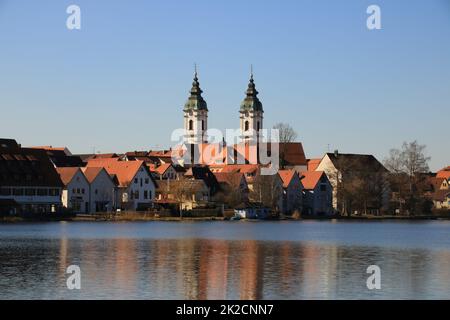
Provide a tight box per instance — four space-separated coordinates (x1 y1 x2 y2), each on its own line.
2 138 448 217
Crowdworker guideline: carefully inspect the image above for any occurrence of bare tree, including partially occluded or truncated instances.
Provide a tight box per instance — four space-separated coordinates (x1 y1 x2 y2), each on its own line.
214 175 247 208
384 140 431 215
164 179 202 218
251 173 282 212
273 123 298 169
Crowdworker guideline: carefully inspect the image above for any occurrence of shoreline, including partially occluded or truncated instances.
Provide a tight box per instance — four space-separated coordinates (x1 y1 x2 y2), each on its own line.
1 214 449 223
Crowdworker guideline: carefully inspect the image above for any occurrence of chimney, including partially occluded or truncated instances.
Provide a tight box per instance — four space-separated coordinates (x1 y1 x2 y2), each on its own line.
334 149 339 157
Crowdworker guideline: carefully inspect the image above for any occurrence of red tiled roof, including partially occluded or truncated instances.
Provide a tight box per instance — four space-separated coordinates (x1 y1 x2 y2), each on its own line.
221 164 259 174
31 146 67 152
278 170 297 188
56 167 81 185
213 172 245 187
81 167 103 183
299 171 325 190
307 158 322 171
86 159 145 187
436 166 450 180
155 163 172 175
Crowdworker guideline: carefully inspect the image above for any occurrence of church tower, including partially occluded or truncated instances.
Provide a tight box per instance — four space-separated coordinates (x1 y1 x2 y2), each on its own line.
183 68 208 144
239 69 263 142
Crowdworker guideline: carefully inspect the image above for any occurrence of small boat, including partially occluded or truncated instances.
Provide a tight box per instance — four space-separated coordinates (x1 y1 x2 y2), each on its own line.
230 215 241 221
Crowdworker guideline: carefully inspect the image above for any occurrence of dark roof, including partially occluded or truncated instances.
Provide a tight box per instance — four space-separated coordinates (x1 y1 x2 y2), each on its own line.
184 166 220 194
326 152 388 173
0 139 63 187
32 148 83 167
0 139 20 149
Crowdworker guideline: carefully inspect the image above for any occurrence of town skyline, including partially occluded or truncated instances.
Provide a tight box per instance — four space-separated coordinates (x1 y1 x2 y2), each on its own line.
1 0 449 171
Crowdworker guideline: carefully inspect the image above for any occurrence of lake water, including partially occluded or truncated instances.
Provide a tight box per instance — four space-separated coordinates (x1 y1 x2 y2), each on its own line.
1 220 450 300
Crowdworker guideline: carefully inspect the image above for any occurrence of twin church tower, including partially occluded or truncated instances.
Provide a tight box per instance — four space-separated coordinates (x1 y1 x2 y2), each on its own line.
183 68 264 144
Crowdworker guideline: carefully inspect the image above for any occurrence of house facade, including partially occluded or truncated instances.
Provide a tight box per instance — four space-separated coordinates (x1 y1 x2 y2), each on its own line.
278 170 303 214
86 159 156 210
81 167 116 213
57 167 90 213
300 171 333 216
315 151 389 214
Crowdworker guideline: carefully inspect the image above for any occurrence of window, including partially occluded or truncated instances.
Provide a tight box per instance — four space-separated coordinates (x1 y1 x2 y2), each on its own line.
81 188 85 194
140 178 143 187
144 190 148 199
95 189 98 195
134 190 139 199
130 190 134 200
76 188 81 194
145 178 149 184
189 120 193 131
320 185 327 192
244 121 249 131
134 178 138 184
257 121 260 131
72 188 76 193
149 190 152 199
202 120 205 131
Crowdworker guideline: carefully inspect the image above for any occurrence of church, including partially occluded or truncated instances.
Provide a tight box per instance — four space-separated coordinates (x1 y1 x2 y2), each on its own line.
182 69 263 145
177 69 307 172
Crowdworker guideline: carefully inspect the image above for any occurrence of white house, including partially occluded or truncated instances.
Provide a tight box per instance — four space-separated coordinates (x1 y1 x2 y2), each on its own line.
81 167 116 213
56 167 90 213
86 159 156 210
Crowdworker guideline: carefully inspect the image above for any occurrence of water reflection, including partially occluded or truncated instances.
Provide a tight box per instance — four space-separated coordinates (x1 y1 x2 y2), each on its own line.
1 235 450 299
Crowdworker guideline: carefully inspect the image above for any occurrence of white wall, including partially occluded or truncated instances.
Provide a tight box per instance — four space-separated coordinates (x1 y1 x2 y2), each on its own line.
89 169 116 213
123 166 156 210
63 170 90 213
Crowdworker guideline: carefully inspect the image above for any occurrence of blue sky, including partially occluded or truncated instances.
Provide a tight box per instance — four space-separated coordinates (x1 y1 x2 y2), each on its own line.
0 0 449 170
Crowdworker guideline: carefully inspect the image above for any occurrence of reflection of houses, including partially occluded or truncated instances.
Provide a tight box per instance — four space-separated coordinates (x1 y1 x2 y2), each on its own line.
86 159 156 210
57 167 90 213
0 139 63 214
300 171 333 216
278 170 303 214
81 167 116 213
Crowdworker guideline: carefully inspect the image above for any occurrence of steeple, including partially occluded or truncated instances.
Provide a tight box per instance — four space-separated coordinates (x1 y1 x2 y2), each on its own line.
240 67 263 112
239 67 264 142
183 65 208 144
184 65 208 111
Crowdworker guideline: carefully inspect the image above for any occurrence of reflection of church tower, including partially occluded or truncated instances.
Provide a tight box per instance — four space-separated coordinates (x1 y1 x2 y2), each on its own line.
240 69 263 142
184 67 208 144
